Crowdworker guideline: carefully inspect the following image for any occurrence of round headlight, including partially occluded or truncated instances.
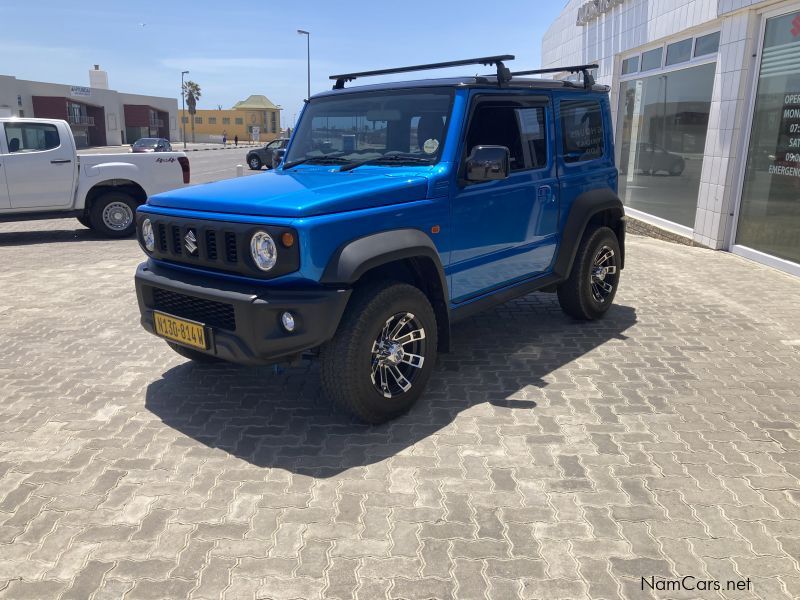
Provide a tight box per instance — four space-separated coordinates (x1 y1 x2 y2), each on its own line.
141 218 155 252
250 231 277 271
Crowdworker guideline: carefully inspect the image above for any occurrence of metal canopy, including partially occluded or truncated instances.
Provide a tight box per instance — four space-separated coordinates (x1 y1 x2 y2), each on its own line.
330 55 515 90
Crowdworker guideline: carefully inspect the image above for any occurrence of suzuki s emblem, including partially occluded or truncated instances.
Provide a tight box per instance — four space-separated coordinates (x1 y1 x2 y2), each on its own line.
184 229 198 255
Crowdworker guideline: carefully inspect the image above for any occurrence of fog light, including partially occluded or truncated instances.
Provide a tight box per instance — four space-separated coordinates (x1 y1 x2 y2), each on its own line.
141 218 155 252
281 311 296 332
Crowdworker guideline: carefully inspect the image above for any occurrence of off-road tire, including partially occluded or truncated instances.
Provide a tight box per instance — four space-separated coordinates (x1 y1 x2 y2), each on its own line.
557 226 621 320
89 191 138 238
248 156 262 170
166 342 222 363
320 281 438 424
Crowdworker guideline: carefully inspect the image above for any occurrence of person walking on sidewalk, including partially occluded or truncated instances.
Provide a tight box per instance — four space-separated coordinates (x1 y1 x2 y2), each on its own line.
222 130 227 146
234 135 238 148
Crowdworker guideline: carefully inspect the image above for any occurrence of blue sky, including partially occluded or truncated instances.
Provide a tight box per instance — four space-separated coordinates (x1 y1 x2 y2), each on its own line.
0 0 564 127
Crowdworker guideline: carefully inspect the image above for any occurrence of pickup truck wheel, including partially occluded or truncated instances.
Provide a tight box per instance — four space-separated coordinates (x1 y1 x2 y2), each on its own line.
320 281 438 424
166 342 222 363
89 192 137 238
557 226 620 320
248 156 262 170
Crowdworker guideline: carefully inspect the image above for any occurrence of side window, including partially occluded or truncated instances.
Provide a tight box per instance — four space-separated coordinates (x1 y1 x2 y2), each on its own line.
515 107 548 169
4 123 60 153
466 104 525 171
560 100 605 163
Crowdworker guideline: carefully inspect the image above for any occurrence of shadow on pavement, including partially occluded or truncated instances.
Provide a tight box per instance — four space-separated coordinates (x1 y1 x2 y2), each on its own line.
0 226 130 246
145 294 637 476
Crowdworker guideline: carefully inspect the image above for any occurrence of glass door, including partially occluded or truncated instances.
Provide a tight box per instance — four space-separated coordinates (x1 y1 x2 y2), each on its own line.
616 63 716 228
736 9 800 265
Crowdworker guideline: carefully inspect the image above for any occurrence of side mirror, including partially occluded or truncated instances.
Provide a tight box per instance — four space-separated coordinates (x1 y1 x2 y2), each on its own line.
465 145 510 183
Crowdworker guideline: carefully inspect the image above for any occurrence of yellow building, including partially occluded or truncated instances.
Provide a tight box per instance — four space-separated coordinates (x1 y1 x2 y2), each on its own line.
180 94 281 144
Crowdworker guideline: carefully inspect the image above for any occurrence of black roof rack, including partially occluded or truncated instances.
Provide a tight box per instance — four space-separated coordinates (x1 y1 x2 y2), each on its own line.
330 55 515 90
510 64 599 89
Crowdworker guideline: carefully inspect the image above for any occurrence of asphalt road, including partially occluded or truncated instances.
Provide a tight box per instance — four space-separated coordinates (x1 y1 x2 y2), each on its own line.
183 149 263 185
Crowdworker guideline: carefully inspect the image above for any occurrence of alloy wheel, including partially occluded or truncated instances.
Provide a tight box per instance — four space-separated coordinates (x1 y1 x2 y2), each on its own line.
590 245 618 303
370 312 426 398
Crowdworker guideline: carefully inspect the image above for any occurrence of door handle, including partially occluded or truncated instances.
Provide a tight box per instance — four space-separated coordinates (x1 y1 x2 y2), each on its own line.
537 185 554 203
51 159 72 164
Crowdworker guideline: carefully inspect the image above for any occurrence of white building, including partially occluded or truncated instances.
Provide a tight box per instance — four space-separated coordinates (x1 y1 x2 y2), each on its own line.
543 0 800 275
0 66 178 148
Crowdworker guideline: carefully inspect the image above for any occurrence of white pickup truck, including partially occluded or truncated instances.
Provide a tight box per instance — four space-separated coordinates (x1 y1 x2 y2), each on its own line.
0 118 189 237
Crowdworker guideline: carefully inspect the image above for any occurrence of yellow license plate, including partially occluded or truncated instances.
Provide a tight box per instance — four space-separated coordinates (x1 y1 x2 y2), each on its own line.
153 311 209 350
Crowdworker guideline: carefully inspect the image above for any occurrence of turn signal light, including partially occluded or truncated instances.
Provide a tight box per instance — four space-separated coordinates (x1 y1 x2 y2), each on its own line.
281 232 295 247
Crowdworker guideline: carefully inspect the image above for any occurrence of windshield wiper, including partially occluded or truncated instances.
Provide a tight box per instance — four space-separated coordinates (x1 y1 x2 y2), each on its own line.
283 156 349 170
339 154 434 172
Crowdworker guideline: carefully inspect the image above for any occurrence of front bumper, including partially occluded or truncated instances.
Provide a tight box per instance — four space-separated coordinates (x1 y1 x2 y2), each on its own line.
135 261 351 365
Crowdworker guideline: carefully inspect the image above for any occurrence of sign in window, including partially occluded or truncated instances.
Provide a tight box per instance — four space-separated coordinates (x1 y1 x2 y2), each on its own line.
736 10 800 264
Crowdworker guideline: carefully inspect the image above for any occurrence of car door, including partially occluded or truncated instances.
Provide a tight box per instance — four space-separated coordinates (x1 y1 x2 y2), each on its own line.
4 121 75 209
0 152 10 210
0 133 10 209
264 139 281 162
450 94 559 302
638 142 655 173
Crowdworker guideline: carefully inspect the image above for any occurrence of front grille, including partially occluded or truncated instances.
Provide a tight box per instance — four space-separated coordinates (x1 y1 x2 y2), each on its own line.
157 224 168 252
206 230 218 260
225 232 238 263
152 288 236 331
171 226 182 255
138 214 299 279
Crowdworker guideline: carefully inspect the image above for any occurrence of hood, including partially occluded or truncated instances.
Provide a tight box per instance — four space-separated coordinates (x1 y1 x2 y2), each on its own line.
147 168 431 218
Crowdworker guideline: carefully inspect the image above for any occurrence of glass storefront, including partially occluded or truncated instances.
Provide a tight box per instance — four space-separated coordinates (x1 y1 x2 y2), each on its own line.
616 62 716 228
736 9 800 265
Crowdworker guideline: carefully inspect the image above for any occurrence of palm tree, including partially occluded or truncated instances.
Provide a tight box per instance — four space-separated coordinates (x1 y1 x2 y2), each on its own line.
182 81 202 143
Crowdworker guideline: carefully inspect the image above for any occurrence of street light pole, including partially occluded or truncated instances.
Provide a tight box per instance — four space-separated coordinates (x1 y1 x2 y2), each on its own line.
181 70 189 150
297 30 310 100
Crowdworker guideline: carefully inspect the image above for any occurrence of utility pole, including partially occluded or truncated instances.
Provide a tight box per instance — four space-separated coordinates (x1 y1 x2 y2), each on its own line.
181 70 189 150
297 30 310 100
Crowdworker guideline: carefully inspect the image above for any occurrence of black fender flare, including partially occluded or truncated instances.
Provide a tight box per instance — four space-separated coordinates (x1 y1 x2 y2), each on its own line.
553 188 626 279
321 228 447 287
321 228 451 351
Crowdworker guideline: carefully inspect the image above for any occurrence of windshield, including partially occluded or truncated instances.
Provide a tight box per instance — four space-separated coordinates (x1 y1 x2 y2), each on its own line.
134 139 159 148
284 89 454 167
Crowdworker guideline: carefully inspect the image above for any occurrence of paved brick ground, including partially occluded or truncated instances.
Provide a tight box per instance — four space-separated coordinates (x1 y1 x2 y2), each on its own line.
1 220 799 599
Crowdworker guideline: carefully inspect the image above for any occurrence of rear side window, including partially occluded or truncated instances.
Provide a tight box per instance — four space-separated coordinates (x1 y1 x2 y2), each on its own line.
560 100 604 163
4 123 60 153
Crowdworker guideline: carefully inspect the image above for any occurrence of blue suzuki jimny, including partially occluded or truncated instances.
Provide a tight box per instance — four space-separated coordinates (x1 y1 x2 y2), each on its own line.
134 55 625 423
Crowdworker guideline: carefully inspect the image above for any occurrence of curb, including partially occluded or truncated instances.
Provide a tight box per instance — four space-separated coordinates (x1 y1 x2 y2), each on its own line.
184 146 258 152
